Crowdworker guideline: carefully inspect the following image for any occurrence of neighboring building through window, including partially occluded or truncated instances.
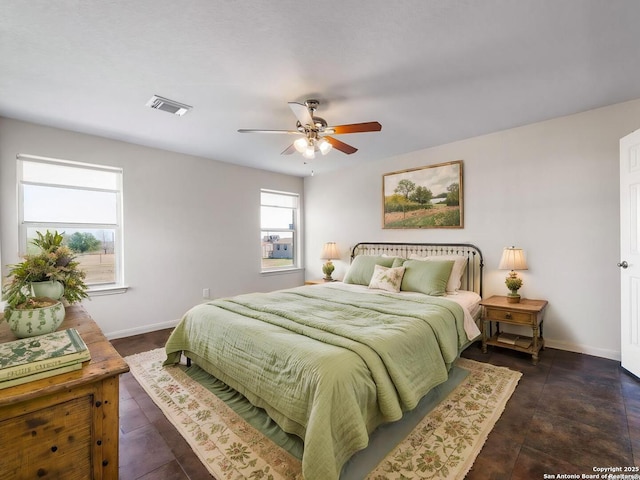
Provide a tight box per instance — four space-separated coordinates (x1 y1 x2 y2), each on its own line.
18 154 124 291
260 189 299 271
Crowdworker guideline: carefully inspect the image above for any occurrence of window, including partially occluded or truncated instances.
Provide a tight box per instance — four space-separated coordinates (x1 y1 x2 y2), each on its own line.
18 154 125 292
260 189 299 271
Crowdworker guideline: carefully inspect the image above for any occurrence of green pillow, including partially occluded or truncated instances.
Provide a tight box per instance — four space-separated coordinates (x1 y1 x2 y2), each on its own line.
391 257 406 268
343 255 401 286
400 259 454 296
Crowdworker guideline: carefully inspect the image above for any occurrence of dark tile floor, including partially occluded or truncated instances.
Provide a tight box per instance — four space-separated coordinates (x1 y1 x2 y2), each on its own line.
112 331 640 479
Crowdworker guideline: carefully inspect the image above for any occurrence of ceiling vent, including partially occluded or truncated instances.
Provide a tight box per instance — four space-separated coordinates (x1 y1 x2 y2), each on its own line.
145 95 192 116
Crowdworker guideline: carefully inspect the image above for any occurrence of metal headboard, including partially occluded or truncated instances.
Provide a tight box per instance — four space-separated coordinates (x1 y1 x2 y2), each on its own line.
350 242 484 297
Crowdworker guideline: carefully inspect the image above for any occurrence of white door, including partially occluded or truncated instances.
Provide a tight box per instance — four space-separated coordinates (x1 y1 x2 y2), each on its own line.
620 128 640 377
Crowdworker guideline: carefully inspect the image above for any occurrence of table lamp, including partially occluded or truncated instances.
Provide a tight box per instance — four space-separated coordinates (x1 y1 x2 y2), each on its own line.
320 242 339 281
499 246 528 303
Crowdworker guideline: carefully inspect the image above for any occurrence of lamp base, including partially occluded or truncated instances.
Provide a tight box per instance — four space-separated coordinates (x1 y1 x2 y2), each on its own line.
322 260 335 281
507 294 521 303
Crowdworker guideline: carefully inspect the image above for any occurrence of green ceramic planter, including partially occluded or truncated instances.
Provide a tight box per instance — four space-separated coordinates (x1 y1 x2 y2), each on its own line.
7 300 66 338
30 280 64 300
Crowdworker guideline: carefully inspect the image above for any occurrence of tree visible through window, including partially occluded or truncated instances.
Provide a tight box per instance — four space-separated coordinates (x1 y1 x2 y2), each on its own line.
18 154 124 288
260 190 299 271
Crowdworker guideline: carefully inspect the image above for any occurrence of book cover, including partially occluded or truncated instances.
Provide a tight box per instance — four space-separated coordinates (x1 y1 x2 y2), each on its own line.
0 328 90 381
0 362 82 389
497 333 519 345
497 332 532 349
514 337 532 349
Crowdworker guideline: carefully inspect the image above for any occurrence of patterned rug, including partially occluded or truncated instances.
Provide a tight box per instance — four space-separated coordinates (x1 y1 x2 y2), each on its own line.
125 349 521 480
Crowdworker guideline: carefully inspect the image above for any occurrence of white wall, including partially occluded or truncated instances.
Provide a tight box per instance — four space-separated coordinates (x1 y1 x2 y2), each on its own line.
304 98 640 361
0 118 304 338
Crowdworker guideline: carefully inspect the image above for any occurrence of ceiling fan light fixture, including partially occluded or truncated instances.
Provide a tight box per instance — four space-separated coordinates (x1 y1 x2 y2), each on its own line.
303 145 315 159
317 138 332 155
294 137 309 153
238 99 381 159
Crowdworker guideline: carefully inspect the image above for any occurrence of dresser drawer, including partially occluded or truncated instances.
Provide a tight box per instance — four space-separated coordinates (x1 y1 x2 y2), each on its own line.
485 307 533 324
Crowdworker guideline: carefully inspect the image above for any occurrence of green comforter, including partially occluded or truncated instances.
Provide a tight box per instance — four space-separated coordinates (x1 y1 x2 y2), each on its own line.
164 284 467 480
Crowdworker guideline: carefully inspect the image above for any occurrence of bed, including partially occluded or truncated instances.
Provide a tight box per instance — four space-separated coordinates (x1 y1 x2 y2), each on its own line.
164 242 484 480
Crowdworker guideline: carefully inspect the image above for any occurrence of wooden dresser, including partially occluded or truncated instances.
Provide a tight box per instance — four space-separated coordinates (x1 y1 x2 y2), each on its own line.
0 305 129 479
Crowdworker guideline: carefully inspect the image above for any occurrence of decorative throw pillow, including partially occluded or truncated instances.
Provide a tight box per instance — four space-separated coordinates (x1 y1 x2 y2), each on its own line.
400 259 455 296
408 254 468 293
343 255 401 286
368 264 406 293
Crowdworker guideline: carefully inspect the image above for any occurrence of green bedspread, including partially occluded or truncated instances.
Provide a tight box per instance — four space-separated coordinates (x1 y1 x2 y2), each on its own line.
164 284 467 480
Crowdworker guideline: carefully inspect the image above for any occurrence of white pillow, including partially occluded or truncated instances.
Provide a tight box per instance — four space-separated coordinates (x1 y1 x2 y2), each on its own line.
408 254 468 293
368 264 406 293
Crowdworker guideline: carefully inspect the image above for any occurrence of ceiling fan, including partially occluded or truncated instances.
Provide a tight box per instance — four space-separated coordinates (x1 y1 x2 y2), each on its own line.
237 99 382 159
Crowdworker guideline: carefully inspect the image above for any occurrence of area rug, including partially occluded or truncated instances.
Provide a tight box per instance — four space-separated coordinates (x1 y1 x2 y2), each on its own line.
125 348 521 480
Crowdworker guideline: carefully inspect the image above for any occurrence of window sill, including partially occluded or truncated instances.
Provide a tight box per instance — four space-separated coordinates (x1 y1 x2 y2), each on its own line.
260 267 304 276
88 285 129 296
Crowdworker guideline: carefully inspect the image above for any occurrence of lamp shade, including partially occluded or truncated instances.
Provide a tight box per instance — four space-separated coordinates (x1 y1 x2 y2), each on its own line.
498 247 528 271
320 242 339 260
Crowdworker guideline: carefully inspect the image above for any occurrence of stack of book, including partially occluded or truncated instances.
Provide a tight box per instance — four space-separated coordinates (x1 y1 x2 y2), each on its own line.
497 332 532 349
0 328 91 389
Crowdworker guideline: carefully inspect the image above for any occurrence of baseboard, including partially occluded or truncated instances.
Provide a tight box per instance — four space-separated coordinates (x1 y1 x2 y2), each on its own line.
545 339 621 362
106 319 180 340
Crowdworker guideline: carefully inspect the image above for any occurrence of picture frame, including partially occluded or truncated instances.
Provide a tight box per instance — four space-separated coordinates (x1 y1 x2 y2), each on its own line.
382 160 463 229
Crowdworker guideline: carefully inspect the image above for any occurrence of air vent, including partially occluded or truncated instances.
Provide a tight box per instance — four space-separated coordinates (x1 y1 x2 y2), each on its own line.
145 95 192 116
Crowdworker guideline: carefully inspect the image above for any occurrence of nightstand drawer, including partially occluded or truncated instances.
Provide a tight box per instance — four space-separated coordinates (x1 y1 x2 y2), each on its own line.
484 307 532 324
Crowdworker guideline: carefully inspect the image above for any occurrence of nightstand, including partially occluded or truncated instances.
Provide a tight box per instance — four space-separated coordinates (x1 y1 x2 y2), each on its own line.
480 295 548 365
304 279 338 285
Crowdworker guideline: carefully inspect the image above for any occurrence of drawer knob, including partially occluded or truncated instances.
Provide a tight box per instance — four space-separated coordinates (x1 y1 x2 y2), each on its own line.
505 312 512 319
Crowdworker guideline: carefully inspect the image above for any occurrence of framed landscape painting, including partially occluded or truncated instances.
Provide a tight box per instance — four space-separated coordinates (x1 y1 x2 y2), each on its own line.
383 160 463 229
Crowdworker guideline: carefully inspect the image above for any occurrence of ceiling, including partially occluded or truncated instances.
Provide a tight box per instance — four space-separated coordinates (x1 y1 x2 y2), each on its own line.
2 1 640 177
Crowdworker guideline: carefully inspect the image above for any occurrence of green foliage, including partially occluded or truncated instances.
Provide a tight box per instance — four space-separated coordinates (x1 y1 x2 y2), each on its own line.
505 275 523 292
322 260 335 278
67 232 101 253
446 183 460 206
384 201 428 214
410 186 433 205
32 230 65 252
394 179 416 199
433 208 460 226
3 230 89 318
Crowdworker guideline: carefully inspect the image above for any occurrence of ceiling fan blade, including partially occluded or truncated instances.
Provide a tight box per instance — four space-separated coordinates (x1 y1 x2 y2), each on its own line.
325 136 358 155
325 122 382 134
288 102 314 127
238 129 300 134
281 144 296 155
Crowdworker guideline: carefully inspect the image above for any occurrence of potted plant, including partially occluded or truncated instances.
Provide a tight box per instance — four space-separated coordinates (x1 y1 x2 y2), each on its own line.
2 231 89 337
